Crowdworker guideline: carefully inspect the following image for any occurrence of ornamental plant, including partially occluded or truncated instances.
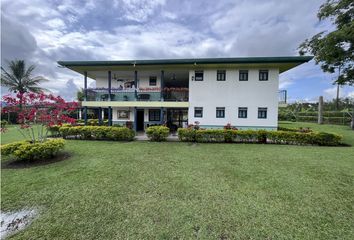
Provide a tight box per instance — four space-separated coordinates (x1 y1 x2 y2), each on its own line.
1 92 79 143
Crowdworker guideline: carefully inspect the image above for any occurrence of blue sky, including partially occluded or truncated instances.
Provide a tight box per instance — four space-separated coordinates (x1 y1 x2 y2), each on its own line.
1 0 353 101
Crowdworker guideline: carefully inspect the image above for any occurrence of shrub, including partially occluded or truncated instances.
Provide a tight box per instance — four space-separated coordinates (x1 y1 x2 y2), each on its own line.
1 120 8 128
1 139 65 161
59 126 135 141
177 128 196 142
177 128 342 146
146 126 170 141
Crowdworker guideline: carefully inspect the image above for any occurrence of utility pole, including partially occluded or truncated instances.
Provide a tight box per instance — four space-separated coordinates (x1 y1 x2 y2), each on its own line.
336 66 341 110
318 96 324 124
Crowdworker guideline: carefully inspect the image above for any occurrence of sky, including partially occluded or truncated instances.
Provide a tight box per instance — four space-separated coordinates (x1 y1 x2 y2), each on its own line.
1 0 353 102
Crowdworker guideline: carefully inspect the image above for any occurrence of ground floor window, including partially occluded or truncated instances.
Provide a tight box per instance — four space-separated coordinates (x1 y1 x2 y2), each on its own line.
238 107 247 118
216 107 225 118
258 107 267 119
194 107 203 118
149 109 161 121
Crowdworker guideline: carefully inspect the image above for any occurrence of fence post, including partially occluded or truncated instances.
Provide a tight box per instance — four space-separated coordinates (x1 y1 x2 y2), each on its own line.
318 96 324 124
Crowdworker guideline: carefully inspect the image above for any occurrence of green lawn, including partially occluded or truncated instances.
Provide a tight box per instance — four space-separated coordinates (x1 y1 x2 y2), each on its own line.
1 122 354 239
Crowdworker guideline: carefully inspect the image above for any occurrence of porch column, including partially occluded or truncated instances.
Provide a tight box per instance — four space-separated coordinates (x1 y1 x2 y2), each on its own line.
102 109 105 120
84 71 88 125
160 70 164 101
108 106 112 126
84 71 88 101
98 107 102 125
108 71 112 101
134 70 138 99
78 108 82 120
134 107 137 131
160 107 164 125
84 107 88 125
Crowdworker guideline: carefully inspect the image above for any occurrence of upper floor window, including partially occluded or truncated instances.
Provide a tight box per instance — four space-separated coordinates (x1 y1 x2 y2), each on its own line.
259 70 269 81
194 107 203 118
149 76 157 86
216 107 225 118
258 107 267 119
217 70 226 81
239 70 248 81
195 71 204 81
238 107 248 118
149 109 161 121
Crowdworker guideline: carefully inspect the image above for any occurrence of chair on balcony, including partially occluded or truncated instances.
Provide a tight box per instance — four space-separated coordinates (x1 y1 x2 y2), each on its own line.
137 94 150 101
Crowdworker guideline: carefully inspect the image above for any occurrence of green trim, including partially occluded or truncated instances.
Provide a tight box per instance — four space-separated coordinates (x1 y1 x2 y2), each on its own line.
58 56 313 67
199 125 277 130
82 101 189 108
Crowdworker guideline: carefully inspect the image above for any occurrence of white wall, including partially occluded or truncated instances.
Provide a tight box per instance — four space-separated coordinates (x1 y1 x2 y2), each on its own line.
188 68 279 129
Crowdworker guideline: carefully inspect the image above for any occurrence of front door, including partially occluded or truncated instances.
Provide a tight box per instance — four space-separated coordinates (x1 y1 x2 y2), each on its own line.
136 110 145 131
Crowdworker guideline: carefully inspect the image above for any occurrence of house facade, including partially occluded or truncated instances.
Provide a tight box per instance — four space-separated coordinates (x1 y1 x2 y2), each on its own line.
58 56 312 131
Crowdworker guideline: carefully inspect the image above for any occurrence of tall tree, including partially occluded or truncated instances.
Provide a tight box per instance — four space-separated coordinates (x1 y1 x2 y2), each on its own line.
299 0 354 86
1 60 48 108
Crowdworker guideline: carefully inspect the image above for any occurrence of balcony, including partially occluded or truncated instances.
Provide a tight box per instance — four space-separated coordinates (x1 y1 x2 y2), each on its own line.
86 87 189 102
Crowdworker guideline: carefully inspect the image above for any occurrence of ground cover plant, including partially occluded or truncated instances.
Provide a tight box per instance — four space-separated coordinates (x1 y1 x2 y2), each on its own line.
1 122 354 239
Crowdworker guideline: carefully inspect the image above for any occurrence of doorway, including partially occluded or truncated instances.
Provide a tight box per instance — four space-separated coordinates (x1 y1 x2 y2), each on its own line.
136 109 145 131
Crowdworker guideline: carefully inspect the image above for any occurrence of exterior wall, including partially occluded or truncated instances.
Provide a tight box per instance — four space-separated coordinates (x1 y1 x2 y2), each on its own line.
111 107 162 128
188 68 279 129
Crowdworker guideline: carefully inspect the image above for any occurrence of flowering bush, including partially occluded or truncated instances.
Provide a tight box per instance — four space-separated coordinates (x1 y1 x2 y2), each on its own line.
2 92 79 143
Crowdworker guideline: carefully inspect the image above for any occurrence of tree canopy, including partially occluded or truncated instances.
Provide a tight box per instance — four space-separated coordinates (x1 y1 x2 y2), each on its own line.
1 60 48 94
299 0 354 85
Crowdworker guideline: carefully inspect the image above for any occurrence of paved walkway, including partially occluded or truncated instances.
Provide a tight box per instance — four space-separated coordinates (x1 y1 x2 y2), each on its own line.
135 133 179 141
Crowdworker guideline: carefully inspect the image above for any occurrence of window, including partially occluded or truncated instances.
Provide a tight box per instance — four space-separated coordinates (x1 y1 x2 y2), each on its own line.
195 71 204 81
149 109 161 121
149 76 157 86
238 107 248 118
194 107 203 118
216 107 225 118
239 70 248 81
258 107 267 119
259 70 269 81
217 70 226 81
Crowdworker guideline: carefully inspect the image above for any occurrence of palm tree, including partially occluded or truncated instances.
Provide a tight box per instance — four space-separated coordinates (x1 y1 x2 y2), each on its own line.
1 60 48 108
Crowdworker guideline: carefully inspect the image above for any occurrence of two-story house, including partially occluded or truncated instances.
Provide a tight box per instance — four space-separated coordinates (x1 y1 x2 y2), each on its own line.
58 56 312 131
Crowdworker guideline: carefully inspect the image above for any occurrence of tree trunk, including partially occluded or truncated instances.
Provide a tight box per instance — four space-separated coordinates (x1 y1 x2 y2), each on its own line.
351 105 354 130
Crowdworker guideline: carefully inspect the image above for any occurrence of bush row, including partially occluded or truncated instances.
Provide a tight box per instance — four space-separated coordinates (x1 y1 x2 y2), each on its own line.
177 129 342 146
146 126 170 141
59 126 135 141
1 139 65 161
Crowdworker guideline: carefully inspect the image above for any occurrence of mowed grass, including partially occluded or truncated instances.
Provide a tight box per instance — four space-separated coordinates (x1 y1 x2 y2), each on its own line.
1 122 354 239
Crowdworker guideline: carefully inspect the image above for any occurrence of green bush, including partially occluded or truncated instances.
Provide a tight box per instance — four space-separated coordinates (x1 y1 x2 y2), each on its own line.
1 139 65 161
177 128 196 142
177 128 342 146
1 120 8 128
146 126 170 142
59 126 135 141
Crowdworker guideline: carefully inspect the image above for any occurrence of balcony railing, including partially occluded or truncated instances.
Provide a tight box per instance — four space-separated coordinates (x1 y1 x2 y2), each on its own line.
86 87 189 102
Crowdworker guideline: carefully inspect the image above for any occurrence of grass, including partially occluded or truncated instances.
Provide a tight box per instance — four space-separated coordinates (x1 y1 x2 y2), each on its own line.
1 122 354 239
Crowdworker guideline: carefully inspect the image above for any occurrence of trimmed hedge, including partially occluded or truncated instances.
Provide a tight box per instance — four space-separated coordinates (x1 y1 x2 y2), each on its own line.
1 139 65 161
146 126 170 141
177 128 342 146
59 126 135 141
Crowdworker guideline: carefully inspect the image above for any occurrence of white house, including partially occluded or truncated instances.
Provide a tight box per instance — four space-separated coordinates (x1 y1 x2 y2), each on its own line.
58 56 312 131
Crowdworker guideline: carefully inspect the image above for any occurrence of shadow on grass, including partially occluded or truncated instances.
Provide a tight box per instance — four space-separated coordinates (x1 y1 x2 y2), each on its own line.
1 152 71 169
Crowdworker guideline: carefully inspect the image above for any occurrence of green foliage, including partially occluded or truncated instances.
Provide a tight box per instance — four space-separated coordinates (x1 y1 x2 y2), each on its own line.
1 139 65 161
59 126 135 141
299 0 354 85
1 59 48 93
177 128 196 142
178 128 342 146
1 120 8 128
146 126 170 142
